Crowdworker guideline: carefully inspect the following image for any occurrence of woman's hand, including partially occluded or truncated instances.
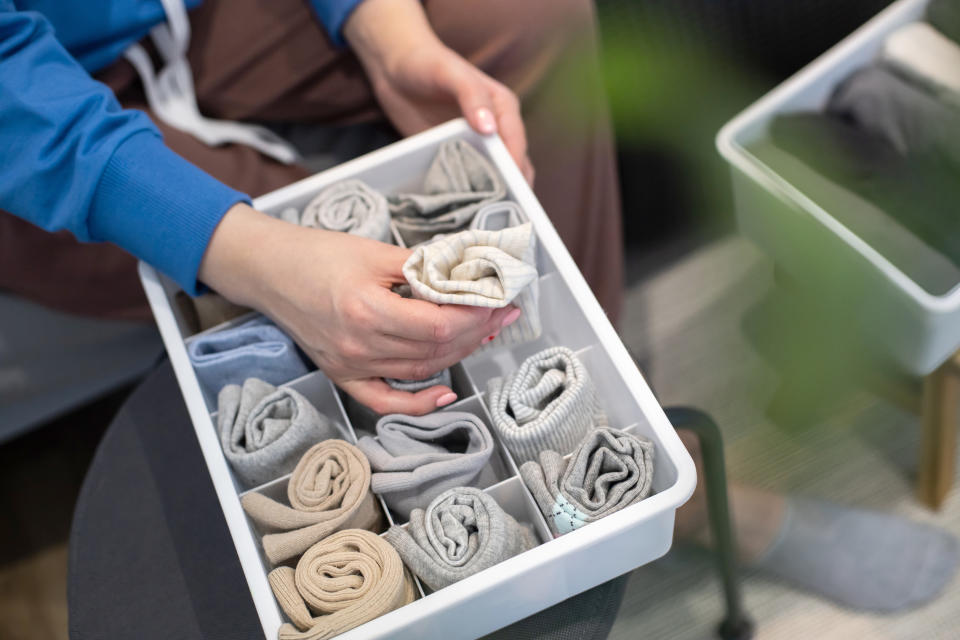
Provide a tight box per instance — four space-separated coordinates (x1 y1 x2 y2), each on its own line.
199 204 519 414
343 0 534 185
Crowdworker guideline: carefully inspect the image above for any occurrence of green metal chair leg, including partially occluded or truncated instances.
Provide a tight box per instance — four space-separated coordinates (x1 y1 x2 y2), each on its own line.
665 407 755 640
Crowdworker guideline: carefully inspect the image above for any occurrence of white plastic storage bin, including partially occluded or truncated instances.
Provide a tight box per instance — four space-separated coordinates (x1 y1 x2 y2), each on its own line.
716 0 960 376
139 118 696 639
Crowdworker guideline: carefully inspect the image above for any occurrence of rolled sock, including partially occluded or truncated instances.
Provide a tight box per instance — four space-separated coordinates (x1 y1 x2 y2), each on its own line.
753 497 959 612
217 378 340 489
521 427 655 537
188 315 310 409
470 200 528 231
294 179 392 243
928 0 960 44
269 529 417 640
384 368 453 393
383 487 538 590
390 139 506 245
240 440 384 565
881 23 960 104
402 223 541 347
356 412 497 520
486 346 607 465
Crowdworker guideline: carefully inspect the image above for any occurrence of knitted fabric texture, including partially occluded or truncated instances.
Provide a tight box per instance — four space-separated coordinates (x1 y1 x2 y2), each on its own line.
384 368 453 393
217 378 340 489
288 179 392 243
521 427 655 537
383 486 537 590
240 440 384 565
401 223 539 347
188 315 309 409
268 529 416 640
881 22 960 104
390 139 506 245
357 412 497 520
486 346 607 465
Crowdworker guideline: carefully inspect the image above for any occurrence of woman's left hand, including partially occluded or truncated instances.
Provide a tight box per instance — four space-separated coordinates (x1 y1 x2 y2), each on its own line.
344 0 534 185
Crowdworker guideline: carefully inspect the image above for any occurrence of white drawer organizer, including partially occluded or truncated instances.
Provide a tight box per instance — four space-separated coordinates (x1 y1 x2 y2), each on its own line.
716 0 960 377
139 118 696 640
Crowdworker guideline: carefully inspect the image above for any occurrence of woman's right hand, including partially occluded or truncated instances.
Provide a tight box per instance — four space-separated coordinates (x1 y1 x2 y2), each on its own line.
198 203 519 415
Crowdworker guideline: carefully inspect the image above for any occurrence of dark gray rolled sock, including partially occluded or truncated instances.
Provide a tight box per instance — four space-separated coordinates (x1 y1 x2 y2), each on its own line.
753 497 959 612
384 368 452 393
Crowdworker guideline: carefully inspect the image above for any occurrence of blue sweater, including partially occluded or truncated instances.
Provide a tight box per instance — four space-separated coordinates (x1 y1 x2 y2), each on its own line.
0 0 362 294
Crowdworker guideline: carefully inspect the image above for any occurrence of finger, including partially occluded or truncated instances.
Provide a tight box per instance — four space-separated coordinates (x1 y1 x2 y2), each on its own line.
447 67 498 136
370 242 414 282
370 288 508 343
521 155 535 187
489 83 528 172
340 378 458 416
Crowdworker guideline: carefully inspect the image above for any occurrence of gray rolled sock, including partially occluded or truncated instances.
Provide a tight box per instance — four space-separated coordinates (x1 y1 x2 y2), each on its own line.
470 200 527 232
383 487 538 590
390 139 506 245
217 378 340 489
521 427 655 537
753 497 959 612
296 178 392 243
487 346 607 465
356 412 497 520
384 368 452 393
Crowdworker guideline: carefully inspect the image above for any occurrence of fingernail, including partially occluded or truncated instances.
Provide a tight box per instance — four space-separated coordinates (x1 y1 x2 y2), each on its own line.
436 392 457 407
481 333 498 345
476 108 496 134
501 308 522 328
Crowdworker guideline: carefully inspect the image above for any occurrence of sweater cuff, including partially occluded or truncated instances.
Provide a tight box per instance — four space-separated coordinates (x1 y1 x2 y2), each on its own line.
308 0 366 47
88 131 250 295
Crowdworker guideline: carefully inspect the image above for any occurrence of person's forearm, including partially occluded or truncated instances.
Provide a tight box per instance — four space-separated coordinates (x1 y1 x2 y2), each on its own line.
343 0 443 74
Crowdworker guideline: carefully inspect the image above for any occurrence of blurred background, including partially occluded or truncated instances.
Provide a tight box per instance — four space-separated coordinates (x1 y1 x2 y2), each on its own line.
8 0 960 638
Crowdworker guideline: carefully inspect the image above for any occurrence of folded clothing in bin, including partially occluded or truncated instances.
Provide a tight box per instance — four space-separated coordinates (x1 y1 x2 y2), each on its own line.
357 412 496 520
188 315 310 408
390 139 506 245
282 178 392 244
218 378 340 488
486 346 607 465
521 427 655 537
402 223 541 348
268 529 416 640
881 23 960 103
240 440 384 564
384 487 537 590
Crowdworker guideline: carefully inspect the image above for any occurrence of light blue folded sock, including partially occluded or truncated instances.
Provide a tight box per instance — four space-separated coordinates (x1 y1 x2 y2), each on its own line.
754 497 959 612
187 315 310 409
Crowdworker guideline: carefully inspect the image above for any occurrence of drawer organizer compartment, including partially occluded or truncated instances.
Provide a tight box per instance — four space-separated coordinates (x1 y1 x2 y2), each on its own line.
140 118 696 639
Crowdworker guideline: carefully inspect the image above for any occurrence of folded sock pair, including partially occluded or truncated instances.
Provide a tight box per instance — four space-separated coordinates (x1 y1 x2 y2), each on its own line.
218 378 340 489
269 529 416 640
390 139 506 246
282 179 392 243
384 487 537 590
384 368 453 393
402 222 541 349
521 427 655 536
189 315 310 409
357 412 497 520
486 346 607 465
241 440 383 564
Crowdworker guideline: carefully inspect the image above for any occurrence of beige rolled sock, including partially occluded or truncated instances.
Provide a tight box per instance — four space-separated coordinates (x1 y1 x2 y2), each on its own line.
241 440 384 565
269 529 417 640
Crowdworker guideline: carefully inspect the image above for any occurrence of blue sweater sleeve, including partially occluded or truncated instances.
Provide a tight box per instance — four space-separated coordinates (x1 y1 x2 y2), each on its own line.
308 0 365 46
0 4 249 295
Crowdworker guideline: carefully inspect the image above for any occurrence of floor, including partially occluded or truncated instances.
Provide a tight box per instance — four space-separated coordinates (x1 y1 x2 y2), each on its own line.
3 234 960 639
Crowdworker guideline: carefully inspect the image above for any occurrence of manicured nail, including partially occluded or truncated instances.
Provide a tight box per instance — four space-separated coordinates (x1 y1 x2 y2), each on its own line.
476 108 496 134
436 392 457 407
501 307 522 328
481 334 498 345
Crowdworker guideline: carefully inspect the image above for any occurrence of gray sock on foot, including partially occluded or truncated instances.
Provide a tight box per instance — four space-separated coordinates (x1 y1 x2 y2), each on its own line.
753 497 959 612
